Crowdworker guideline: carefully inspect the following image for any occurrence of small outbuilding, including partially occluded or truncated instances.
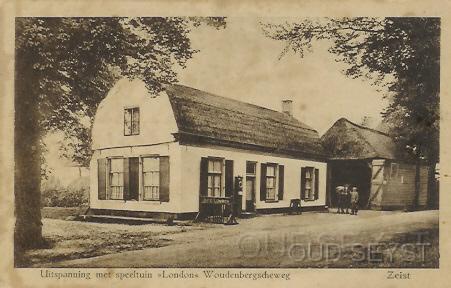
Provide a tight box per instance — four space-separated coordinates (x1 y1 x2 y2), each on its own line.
321 118 429 210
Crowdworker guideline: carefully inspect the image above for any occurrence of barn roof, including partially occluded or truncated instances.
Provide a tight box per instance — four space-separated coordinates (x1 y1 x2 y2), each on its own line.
165 84 326 160
321 118 397 160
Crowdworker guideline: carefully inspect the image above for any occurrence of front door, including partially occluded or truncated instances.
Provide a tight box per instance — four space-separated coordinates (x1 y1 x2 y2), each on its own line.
245 177 256 211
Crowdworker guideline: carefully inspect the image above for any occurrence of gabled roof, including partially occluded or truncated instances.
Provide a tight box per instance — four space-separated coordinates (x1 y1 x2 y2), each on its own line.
165 84 326 160
321 118 397 160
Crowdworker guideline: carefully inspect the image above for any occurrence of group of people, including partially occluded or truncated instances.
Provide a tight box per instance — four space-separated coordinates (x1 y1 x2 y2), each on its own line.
335 184 359 215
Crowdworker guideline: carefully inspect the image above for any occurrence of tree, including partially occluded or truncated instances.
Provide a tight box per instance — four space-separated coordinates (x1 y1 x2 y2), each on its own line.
15 17 225 265
262 17 439 208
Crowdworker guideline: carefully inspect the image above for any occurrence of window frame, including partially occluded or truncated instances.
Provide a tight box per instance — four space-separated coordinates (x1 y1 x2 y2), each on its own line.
265 163 278 201
142 156 160 201
207 157 225 198
246 161 257 176
302 166 316 201
124 107 140 136
107 157 125 200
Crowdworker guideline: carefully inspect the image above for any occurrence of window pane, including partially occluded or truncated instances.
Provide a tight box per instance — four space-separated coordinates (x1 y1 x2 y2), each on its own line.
214 175 221 188
246 162 256 174
266 188 275 199
213 160 221 172
266 177 274 188
124 109 132 135
267 165 275 176
207 175 213 189
110 159 123 172
143 172 151 185
132 108 139 134
153 172 160 186
208 160 214 172
214 187 220 197
143 157 159 172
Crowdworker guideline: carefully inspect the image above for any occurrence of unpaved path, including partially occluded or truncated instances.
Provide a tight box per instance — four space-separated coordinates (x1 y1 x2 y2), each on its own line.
48 210 439 268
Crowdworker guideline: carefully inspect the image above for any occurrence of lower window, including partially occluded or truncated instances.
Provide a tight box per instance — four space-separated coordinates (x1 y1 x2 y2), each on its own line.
266 164 277 200
109 158 124 200
143 157 160 200
207 158 224 197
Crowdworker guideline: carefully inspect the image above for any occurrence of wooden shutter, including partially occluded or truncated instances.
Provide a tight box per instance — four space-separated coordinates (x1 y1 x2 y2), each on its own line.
159 156 170 202
278 165 284 200
225 160 234 197
123 158 129 200
314 168 319 200
300 167 306 200
200 157 208 197
260 163 267 201
129 157 139 200
97 158 107 200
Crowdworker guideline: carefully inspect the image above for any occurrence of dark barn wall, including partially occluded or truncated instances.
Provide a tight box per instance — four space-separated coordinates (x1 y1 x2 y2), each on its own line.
327 160 372 208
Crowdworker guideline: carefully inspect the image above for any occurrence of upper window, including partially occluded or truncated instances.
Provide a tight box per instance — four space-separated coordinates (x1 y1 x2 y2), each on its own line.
265 164 277 200
143 157 160 200
124 107 140 136
109 158 124 200
207 158 223 197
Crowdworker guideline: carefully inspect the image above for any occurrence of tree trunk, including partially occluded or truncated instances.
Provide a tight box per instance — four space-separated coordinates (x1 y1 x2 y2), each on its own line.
14 51 44 266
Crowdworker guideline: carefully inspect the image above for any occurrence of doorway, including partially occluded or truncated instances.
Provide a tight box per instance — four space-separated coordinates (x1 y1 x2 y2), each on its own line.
245 177 256 211
327 160 372 209
245 161 257 212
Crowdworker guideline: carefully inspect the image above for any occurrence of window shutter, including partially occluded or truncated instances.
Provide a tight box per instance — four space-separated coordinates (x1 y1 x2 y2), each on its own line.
278 165 284 200
225 160 234 197
159 156 170 202
123 158 129 200
300 167 306 200
314 168 319 200
129 157 140 200
200 157 208 197
260 163 267 201
97 158 107 200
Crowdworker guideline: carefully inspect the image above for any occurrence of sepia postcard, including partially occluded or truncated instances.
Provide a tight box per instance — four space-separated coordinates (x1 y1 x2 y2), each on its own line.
1 0 450 287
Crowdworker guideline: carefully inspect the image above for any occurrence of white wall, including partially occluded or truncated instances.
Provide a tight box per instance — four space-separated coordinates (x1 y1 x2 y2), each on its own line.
89 142 185 213
91 78 178 150
179 144 327 212
90 142 327 214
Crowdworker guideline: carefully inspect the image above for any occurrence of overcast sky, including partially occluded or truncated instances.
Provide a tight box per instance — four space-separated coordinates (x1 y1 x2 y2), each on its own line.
176 17 389 135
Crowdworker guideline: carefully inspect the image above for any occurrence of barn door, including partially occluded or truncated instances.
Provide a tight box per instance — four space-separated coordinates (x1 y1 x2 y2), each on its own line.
367 160 385 208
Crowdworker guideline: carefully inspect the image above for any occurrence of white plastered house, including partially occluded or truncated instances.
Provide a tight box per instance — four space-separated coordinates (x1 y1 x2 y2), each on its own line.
89 78 328 220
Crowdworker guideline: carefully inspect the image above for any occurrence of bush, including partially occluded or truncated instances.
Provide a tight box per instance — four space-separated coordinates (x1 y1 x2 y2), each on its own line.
41 176 89 207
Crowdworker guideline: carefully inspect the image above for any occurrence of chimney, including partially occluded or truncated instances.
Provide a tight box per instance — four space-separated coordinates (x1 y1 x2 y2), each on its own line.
282 100 293 116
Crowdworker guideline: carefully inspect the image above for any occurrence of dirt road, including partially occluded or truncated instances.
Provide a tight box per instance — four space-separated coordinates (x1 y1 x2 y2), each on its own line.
50 210 439 268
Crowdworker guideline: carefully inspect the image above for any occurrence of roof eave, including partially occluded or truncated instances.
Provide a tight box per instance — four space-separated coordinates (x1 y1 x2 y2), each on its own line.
173 132 328 162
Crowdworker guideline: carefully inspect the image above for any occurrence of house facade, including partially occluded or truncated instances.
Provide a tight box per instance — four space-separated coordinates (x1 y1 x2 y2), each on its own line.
321 118 429 210
89 78 328 219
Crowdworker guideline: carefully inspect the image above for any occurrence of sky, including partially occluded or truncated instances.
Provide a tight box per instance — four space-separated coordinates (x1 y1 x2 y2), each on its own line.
44 17 391 176
176 17 389 135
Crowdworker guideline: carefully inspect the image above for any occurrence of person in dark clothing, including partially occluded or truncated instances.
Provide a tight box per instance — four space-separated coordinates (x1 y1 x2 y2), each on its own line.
350 187 360 215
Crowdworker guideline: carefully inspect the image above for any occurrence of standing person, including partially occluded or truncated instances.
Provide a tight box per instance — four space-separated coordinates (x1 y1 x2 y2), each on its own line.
335 185 344 214
350 187 360 215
